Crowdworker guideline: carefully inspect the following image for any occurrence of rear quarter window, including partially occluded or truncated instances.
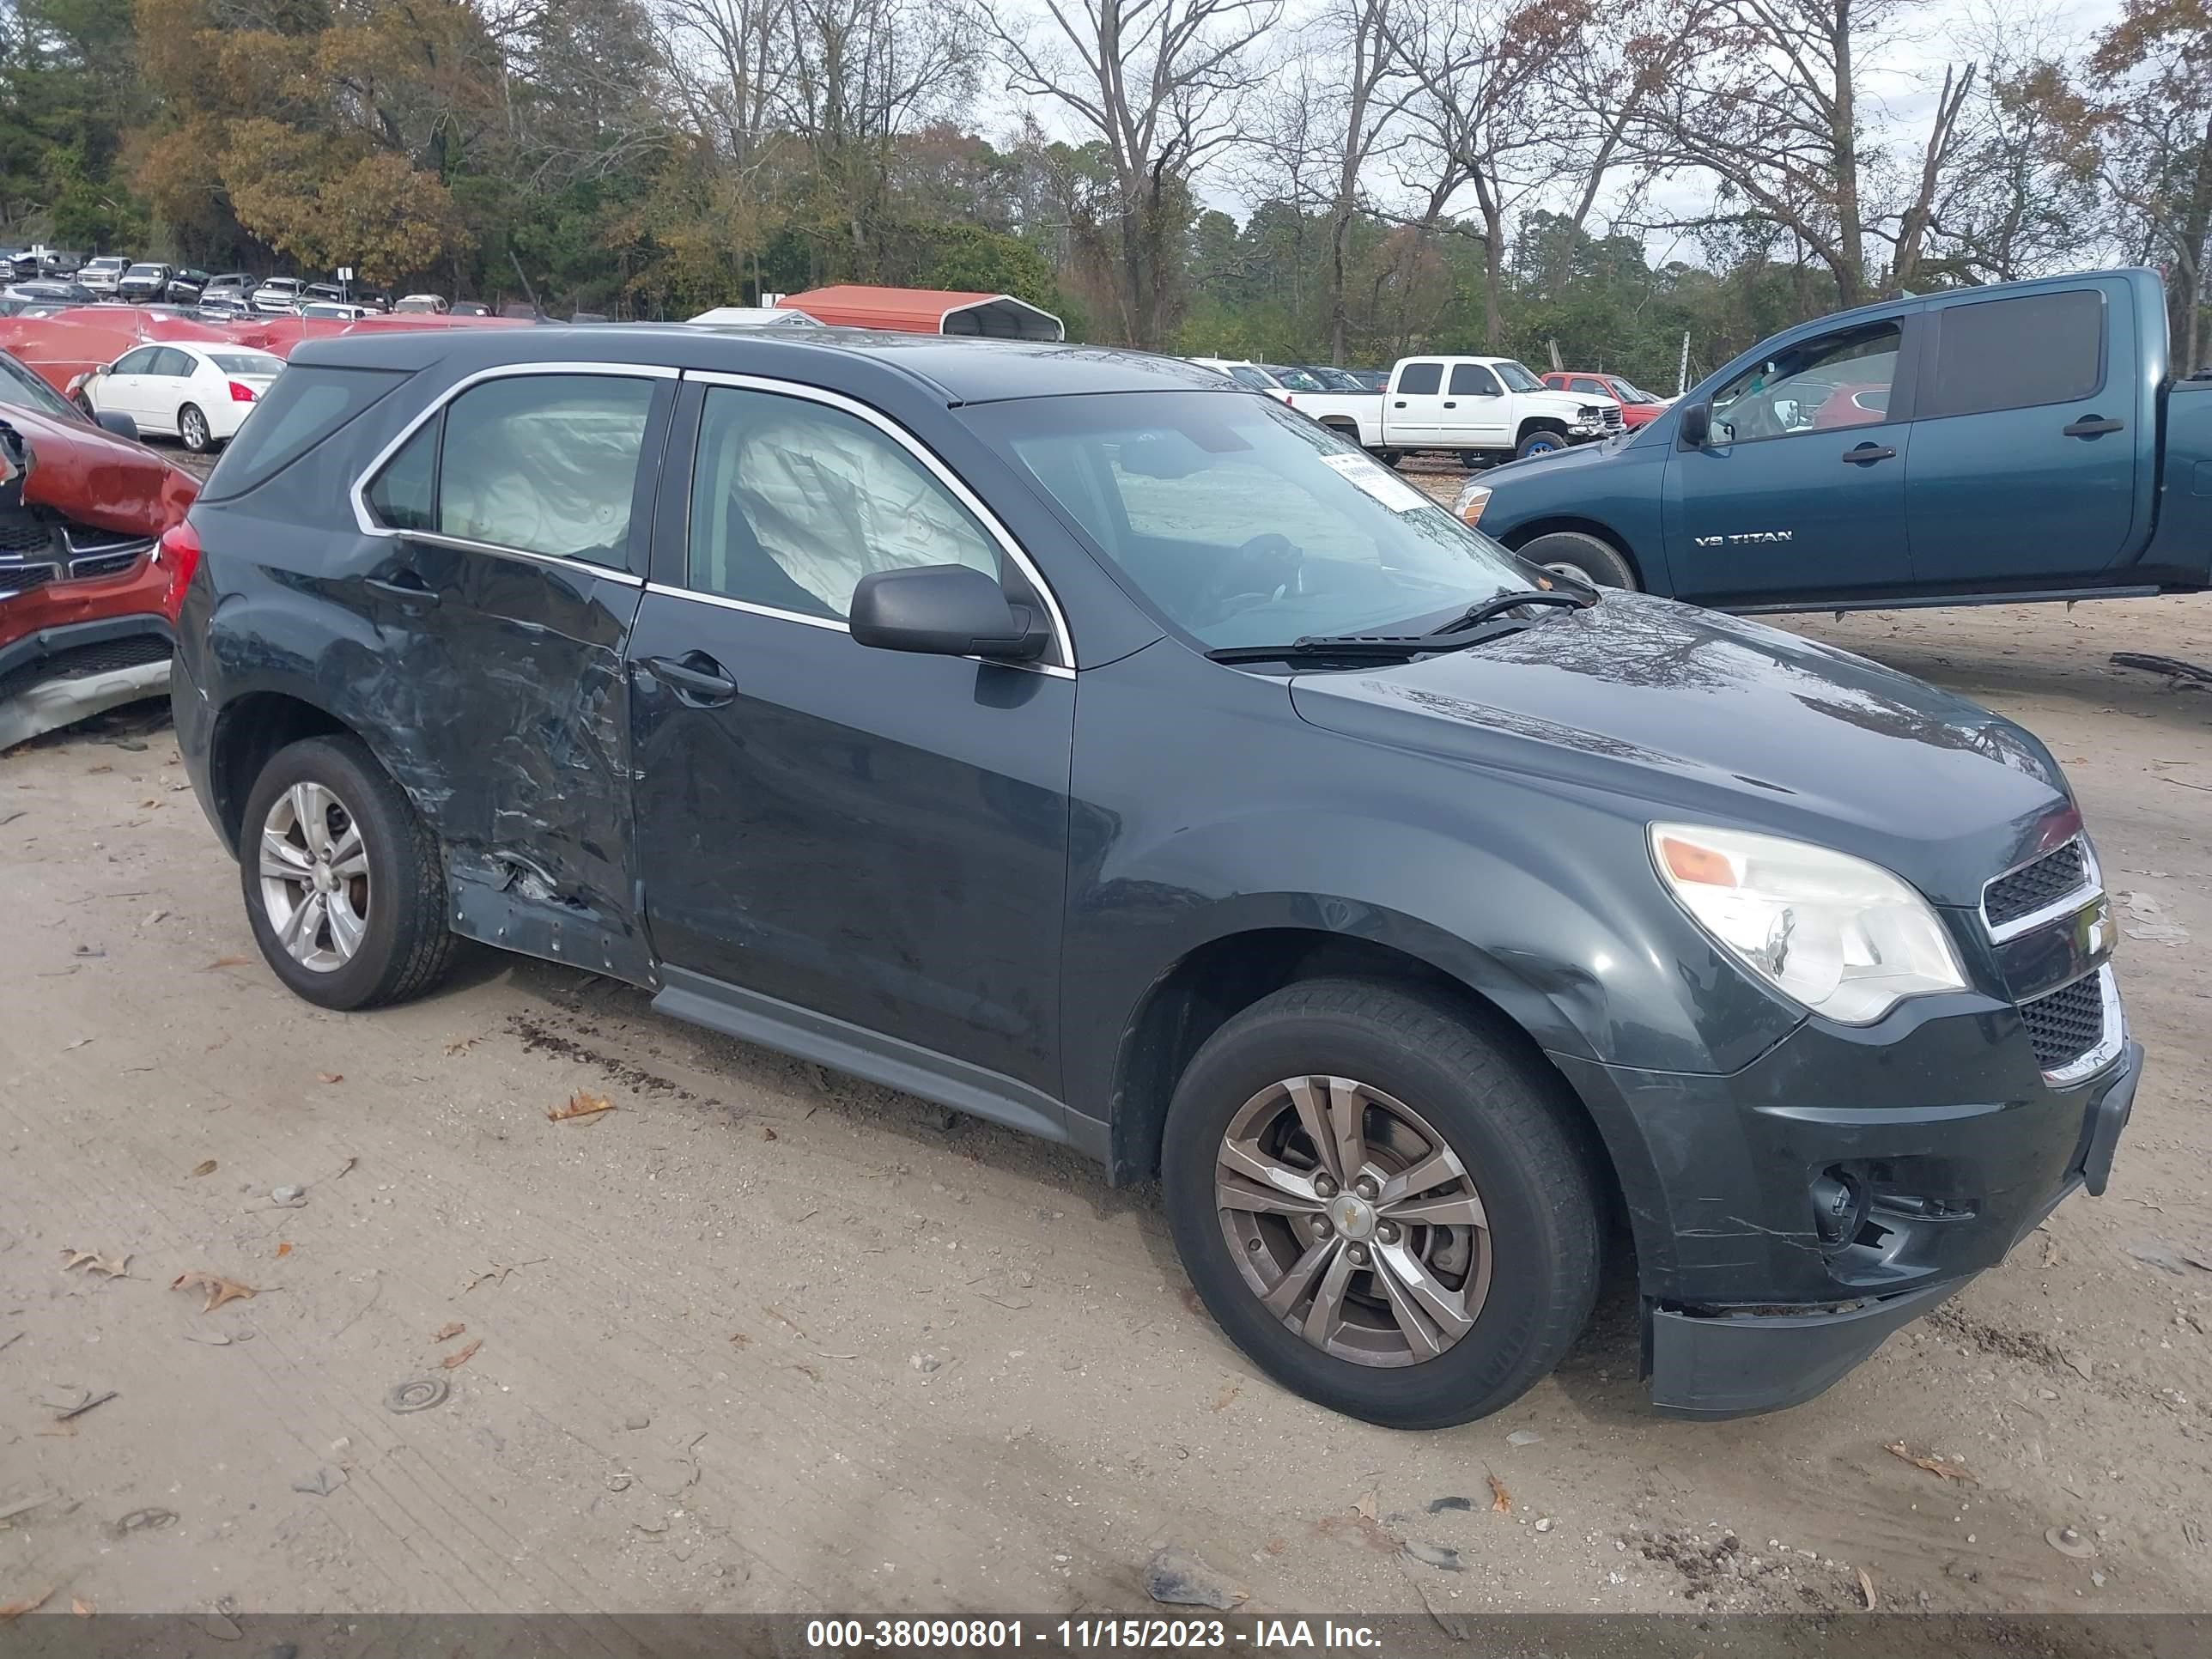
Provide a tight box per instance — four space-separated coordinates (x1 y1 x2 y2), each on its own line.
198 364 408 501
1923 289 2105 419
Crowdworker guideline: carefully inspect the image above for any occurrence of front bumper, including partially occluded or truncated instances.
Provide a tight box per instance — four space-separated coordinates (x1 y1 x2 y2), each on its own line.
0 611 174 749
1643 1043 2140 1418
1552 989 2142 1419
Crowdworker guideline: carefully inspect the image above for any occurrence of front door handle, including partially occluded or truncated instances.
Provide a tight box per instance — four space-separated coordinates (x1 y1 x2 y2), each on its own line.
642 653 737 707
2063 416 2124 437
364 572 439 605
1840 443 1897 465
1442 400 1457 409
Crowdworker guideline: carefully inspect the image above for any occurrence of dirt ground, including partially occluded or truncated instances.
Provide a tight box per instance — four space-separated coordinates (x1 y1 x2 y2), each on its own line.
3 508 2210 1622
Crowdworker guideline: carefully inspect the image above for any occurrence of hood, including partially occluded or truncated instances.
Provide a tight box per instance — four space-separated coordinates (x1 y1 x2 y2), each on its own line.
0 404 198 538
1288 592 2071 907
1526 388 1610 415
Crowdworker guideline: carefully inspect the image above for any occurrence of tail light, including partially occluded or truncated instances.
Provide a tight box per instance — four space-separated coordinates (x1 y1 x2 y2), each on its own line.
228 380 257 403
155 518 202 623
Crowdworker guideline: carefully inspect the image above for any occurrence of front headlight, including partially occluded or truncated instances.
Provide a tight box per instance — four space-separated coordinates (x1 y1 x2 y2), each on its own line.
1650 823 1966 1024
1456 484 1492 526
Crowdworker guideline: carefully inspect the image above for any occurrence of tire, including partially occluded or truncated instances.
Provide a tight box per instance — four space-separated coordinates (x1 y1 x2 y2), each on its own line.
1376 450 1404 469
238 734 459 1011
1161 978 1601 1429
179 404 212 453
73 392 94 419
1516 428 1567 460
1514 529 1638 591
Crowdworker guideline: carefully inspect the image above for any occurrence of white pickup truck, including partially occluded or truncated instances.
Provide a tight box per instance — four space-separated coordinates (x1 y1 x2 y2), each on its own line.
1192 354 1621 466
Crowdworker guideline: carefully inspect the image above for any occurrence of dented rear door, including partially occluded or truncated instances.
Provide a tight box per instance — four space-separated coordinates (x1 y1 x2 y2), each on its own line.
350 364 677 981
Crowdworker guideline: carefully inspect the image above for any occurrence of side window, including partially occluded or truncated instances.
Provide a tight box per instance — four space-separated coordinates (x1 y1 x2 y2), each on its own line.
1397 362 1443 396
361 373 654 566
152 348 194 377
1923 290 2103 419
112 347 158 375
366 421 436 531
1571 377 1607 396
1449 363 1501 397
1227 366 1273 391
1709 322 1902 444
686 386 1000 621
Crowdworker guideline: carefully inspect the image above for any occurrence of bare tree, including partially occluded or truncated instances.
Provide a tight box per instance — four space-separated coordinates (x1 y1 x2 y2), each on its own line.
983 0 1281 348
1387 0 1593 345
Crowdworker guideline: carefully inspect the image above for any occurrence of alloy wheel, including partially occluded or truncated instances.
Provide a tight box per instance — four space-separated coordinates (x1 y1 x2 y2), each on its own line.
258 781 371 974
1215 1075 1491 1367
181 407 210 452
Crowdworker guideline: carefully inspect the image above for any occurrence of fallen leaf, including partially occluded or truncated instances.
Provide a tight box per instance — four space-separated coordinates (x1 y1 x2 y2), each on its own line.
791 1362 821 1382
52 1389 117 1421
1354 1490 1378 1522
1212 1382 1241 1411
760 1125 778 1141
204 956 250 969
64 1036 93 1051
1264 1537 1285 1555
0 1588 53 1620
275 1243 292 1260
333 1155 357 1179
60 1249 131 1279
1402 1540 1464 1572
190 1159 216 1178
1487 1471 1511 1514
444 1036 477 1055
172 1271 257 1313
1857 1565 1877 1610
1884 1441 1975 1484
727 1331 750 1348
440 1339 482 1370
71 1597 93 1618
548 1091 614 1122
317 1073 343 1085
432 1322 465 1342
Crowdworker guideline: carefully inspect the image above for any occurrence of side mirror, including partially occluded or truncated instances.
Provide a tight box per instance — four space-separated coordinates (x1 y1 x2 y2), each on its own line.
95 410 138 441
849 564 1049 662
1678 404 1711 448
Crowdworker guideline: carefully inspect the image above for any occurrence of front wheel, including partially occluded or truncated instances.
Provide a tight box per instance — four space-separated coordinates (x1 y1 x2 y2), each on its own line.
1514 529 1638 591
1162 979 1601 1428
239 734 459 1010
1516 429 1567 459
179 404 213 453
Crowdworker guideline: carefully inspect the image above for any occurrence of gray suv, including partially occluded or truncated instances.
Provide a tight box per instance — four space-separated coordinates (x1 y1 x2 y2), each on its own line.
167 328 2142 1426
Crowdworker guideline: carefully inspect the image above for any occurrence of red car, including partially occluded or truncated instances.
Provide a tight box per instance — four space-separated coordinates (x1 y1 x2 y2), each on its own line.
0 349 199 749
1540 370 1669 428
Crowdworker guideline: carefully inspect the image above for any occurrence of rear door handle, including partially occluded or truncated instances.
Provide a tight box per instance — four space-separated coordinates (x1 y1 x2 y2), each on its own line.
1840 444 1897 465
2063 416 2124 437
364 572 438 605
641 653 737 707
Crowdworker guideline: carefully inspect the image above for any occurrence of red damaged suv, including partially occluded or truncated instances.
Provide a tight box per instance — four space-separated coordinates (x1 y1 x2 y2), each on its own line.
0 348 198 750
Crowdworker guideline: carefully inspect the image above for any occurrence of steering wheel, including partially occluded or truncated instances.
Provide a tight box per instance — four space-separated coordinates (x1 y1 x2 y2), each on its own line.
1193 533 1304 628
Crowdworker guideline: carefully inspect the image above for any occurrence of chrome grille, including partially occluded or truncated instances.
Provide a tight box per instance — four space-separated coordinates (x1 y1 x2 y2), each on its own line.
1986 840 2089 929
2020 969 2108 1074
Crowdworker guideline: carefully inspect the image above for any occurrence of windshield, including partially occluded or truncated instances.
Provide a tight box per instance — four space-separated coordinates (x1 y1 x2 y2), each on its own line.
966 391 1537 650
125 264 162 276
1494 361 1543 393
0 350 84 421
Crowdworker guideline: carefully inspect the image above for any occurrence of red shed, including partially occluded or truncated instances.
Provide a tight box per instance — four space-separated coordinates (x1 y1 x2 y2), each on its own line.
778 286 1064 341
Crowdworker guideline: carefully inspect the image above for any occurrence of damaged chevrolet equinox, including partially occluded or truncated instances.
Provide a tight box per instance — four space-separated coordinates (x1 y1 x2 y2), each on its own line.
170 329 2143 1425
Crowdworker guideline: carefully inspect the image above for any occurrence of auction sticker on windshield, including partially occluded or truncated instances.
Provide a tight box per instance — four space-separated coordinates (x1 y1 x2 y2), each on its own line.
1316 449 1434 515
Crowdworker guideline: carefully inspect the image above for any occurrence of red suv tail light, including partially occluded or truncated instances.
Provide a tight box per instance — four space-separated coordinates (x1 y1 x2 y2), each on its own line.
228 380 257 403
155 518 202 623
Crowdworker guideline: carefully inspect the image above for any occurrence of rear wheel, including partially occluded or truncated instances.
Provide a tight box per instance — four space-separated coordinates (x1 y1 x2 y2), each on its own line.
239 734 459 1010
1514 529 1637 590
1161 978 1601 1428
179 404 212 453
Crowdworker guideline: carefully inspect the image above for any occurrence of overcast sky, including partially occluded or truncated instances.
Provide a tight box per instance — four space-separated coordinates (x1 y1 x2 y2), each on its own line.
1179 0 2128 249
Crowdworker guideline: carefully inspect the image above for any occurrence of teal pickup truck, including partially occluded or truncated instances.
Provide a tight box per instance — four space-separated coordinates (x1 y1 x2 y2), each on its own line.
1457 268 2212 611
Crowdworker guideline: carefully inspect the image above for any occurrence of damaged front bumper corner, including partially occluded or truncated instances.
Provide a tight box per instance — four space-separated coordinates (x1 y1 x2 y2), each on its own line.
1642 1040 2142 1419
0 654 171 750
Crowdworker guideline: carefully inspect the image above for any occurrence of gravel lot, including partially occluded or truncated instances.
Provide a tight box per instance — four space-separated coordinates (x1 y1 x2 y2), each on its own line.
3 453 2209 1626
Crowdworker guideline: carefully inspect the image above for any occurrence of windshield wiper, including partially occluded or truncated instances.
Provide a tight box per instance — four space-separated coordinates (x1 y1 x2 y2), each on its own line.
1426 588 1592 634
1206 589 1590 667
